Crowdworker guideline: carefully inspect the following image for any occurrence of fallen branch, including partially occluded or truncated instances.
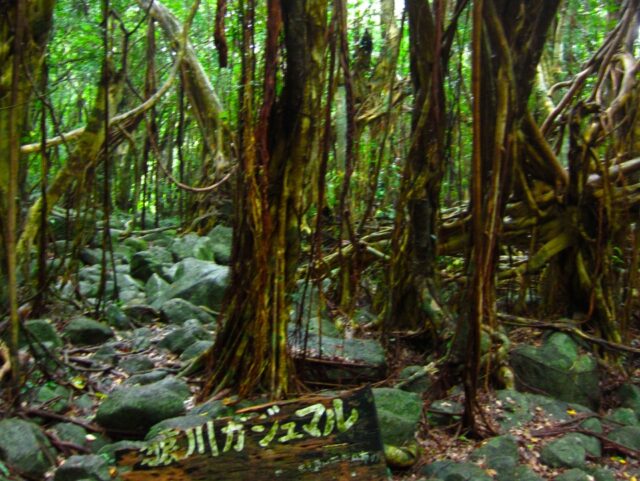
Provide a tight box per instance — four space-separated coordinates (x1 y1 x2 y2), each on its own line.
497 313 640 355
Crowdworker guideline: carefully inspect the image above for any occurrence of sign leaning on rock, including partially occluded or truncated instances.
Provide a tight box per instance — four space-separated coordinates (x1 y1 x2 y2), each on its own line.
115 386 390 480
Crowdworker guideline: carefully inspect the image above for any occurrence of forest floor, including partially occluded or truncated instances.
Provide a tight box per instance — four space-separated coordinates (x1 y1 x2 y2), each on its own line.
3 304 639 481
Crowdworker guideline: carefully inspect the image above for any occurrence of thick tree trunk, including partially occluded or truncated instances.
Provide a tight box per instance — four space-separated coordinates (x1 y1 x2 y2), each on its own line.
386 0 444 332
462 0 561 431
201 0 328 399
0 0 54 308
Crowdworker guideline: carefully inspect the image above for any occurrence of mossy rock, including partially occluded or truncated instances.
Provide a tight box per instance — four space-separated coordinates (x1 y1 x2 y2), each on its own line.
95 377 189 437
510 333 600 409
0 419 54 478
372 388 422 446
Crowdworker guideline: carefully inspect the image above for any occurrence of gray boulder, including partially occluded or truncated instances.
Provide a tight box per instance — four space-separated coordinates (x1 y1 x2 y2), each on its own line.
372 388 422 446
151 259 229 311
65 317 114 346
397 365 433 394
104 304 133 330
510 332 600 409
54 454 111 481
80 247 102 266
95 377 189 437
51 423 88 448
170 233 216 262
93 345 118 366
22 318 62 348
123 369 169 387
130 247 173 282
121 304 159 324
608 425 640 451
190 399 235 419
540 435 588 469
160 298 215 325
207 225 232 265
123 237 148 253
0 419 54 478
495 389 534 430
159 321 211 354
145 273 169 304
470 435 519 479
422 460 493 481
428 399 463 427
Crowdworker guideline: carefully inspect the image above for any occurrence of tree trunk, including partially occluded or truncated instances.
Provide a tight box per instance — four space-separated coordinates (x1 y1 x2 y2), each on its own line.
201 0 328 399
17 61 125 262
386 0 444 332
0 0 54 308
462 0 561 432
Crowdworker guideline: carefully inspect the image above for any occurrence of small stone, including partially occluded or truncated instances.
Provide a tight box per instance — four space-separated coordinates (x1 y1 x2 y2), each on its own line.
34 383 71 413
579 417 603 433
93 345 118 366
428 399 463 427
129 327 153 351
124 369 170 386
588 466 616 481
119 355 155 374
190 399 235 419
97 441 146 462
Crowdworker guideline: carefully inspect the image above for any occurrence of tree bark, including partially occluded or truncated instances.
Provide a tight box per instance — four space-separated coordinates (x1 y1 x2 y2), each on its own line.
201 0 328 399
0 0 54 308
386 0 444 332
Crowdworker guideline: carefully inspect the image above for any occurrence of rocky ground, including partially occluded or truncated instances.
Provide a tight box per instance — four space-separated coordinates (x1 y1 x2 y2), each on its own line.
1 221 640 480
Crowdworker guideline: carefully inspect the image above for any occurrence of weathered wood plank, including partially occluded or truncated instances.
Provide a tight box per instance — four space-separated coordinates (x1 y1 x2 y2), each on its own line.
115 387 389 480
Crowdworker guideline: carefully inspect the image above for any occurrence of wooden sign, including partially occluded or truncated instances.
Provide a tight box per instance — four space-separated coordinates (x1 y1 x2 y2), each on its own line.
115 387 389 480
